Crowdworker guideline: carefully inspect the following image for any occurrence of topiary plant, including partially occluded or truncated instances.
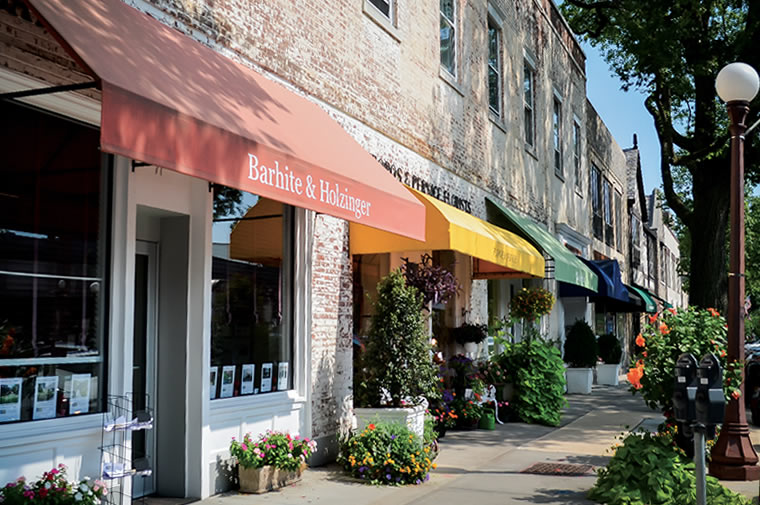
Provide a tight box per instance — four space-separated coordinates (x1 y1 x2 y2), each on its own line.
355 270 440 408
564 320 598 368
597 333 623 364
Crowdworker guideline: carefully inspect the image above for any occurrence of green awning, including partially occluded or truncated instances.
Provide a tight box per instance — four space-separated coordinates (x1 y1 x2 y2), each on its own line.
486 198 598 291
629 285 657 313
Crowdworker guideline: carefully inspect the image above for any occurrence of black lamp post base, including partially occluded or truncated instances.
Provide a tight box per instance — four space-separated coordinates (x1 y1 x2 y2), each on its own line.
709 421 760 480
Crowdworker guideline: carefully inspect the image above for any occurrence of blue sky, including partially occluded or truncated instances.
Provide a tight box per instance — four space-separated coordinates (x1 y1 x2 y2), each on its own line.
582 42 662 195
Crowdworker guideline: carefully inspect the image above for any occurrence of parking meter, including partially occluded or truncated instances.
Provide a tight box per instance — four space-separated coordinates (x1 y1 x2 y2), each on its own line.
695 353 725 426
673 353 698 423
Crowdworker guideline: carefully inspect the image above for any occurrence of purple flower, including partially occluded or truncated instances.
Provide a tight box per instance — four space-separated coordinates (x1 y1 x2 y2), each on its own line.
391 435 396 440
425 474 430 481
358 466 366 473
386 474 391 480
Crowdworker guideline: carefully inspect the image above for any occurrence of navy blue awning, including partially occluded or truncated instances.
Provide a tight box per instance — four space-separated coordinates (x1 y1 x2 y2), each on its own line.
559 259 629 303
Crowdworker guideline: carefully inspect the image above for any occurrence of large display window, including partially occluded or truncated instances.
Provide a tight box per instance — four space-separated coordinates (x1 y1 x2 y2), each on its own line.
0 101 109 423
210 188 293 398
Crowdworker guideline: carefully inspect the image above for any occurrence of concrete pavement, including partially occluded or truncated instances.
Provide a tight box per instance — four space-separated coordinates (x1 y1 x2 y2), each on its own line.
201 383 760 504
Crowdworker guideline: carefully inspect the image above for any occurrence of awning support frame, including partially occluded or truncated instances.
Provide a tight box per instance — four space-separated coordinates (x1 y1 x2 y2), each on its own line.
0 81 98 100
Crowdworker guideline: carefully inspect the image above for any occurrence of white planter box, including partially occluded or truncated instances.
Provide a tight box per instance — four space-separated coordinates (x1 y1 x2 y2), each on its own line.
566 368 593 394
596 363 621 386
354 404 426 438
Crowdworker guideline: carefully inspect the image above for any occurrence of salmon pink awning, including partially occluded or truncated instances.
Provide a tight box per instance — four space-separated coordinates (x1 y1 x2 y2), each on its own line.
24 0 425 240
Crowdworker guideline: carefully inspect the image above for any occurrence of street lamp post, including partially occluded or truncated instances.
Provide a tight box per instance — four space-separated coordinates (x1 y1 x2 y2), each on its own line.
710 62 760 480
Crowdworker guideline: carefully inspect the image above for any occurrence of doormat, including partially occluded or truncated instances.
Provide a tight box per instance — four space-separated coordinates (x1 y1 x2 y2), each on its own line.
520 462 593 476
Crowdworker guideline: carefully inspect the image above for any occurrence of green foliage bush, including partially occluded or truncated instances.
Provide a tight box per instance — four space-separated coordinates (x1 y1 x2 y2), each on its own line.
230 431 317 471
500 339 566 426
338 422 436 485
564 320 598 368
355 270 440 408
588 431 750 505
597 333 623 364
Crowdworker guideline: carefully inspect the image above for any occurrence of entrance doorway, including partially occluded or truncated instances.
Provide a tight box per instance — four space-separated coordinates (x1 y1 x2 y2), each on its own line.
132 240 158 498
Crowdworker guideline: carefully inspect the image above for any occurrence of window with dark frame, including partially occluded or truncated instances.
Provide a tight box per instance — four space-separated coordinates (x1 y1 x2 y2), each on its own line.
603 179 613 247
440 0 456 76
0 100 109 424
591 164 602 240
368 0 392 19
210 190 294 398
573 121 581 190
487 17 501 116
523 60 535 147
553 97 562 175
614 190 623 252
631 213 641 267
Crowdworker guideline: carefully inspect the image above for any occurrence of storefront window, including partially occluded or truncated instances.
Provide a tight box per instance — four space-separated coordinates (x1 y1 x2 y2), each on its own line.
210 189 293 398
0 101 109 424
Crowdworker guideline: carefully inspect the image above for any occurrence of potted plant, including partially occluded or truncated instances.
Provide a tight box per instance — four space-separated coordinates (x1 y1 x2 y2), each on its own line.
596 332 623 385
563 320 598 394
451 322 488 355
354 270 440 437
230 430 317 493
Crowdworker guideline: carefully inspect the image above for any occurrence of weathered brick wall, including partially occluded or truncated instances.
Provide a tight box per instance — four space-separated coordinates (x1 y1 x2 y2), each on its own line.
309 214 353 463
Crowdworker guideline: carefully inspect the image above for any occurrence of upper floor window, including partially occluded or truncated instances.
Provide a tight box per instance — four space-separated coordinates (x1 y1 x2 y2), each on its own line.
368 0 392 19
631 213 641 267
487 17 501 116
603 179 613 247
591 164 602 240
573 120 581 190
614 190 623 252
440 0 456 76
523 60 535 147
553 97 562 175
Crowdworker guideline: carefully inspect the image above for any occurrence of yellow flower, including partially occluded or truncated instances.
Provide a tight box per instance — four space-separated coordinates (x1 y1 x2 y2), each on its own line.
432 463 438 469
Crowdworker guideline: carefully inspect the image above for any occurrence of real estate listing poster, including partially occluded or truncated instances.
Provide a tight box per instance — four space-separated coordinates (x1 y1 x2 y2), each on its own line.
261 363 273 393
210 367 218 400
277 362 289 391
0 377 23 422
220 365 235 398
69 374 91 415
241 364 255 395
33 375 59 420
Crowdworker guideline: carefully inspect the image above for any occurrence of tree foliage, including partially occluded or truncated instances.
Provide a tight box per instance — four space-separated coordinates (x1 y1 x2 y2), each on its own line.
561 0 760 309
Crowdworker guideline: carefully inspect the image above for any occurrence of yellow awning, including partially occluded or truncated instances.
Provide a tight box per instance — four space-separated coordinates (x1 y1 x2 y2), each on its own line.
350 188 545 278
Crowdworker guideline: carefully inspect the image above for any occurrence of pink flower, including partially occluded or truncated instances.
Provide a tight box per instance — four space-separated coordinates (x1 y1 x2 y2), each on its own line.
241 443 248 451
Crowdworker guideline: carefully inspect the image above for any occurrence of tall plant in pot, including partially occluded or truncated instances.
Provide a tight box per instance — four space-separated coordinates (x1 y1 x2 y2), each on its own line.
354 270 440 437
563 320 598 394
596 333 623 385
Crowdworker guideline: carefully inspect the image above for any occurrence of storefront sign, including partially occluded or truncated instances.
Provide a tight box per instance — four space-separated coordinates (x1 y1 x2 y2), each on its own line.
69 374 91 415
379 159 472 213
261 363 273 393
241 364 255 395
33 376 58 420
0 378 22 422
220 365 235 398
247 154 373 219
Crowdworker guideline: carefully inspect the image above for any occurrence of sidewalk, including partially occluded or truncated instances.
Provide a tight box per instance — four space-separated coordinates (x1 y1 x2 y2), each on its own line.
201 383 760 505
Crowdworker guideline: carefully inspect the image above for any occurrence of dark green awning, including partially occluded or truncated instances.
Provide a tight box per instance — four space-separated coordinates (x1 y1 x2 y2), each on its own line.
629 285 657 313
486 198 598 291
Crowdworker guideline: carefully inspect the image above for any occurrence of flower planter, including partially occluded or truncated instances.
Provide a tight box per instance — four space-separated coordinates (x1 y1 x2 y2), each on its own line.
239 464 304 494
565 367 593 394
354 404 426 438
596 363 621 386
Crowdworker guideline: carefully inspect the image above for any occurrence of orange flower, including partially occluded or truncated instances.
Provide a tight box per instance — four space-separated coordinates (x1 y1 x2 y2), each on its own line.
642 351 648 358
668 308 677 315
659 323 670 335
708 308 720 317
627 364 644 390
720 350 727 358
368 423 375 430
635 333 645 347
732 390 742 400
648 313 658 324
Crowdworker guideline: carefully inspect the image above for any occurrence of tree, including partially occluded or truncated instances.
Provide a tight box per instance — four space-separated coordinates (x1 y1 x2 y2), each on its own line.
561 1 760 310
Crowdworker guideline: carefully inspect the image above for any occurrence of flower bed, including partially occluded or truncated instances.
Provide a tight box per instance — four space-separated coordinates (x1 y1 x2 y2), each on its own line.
0 464 107 504
338 422 437 485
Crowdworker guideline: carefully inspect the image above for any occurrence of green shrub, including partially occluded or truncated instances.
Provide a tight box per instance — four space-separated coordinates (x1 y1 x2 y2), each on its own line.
338 422 436 485
355 270 439 408
564 319 598 368
502 339 566 426
588 431 751 505
597 333 623 364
